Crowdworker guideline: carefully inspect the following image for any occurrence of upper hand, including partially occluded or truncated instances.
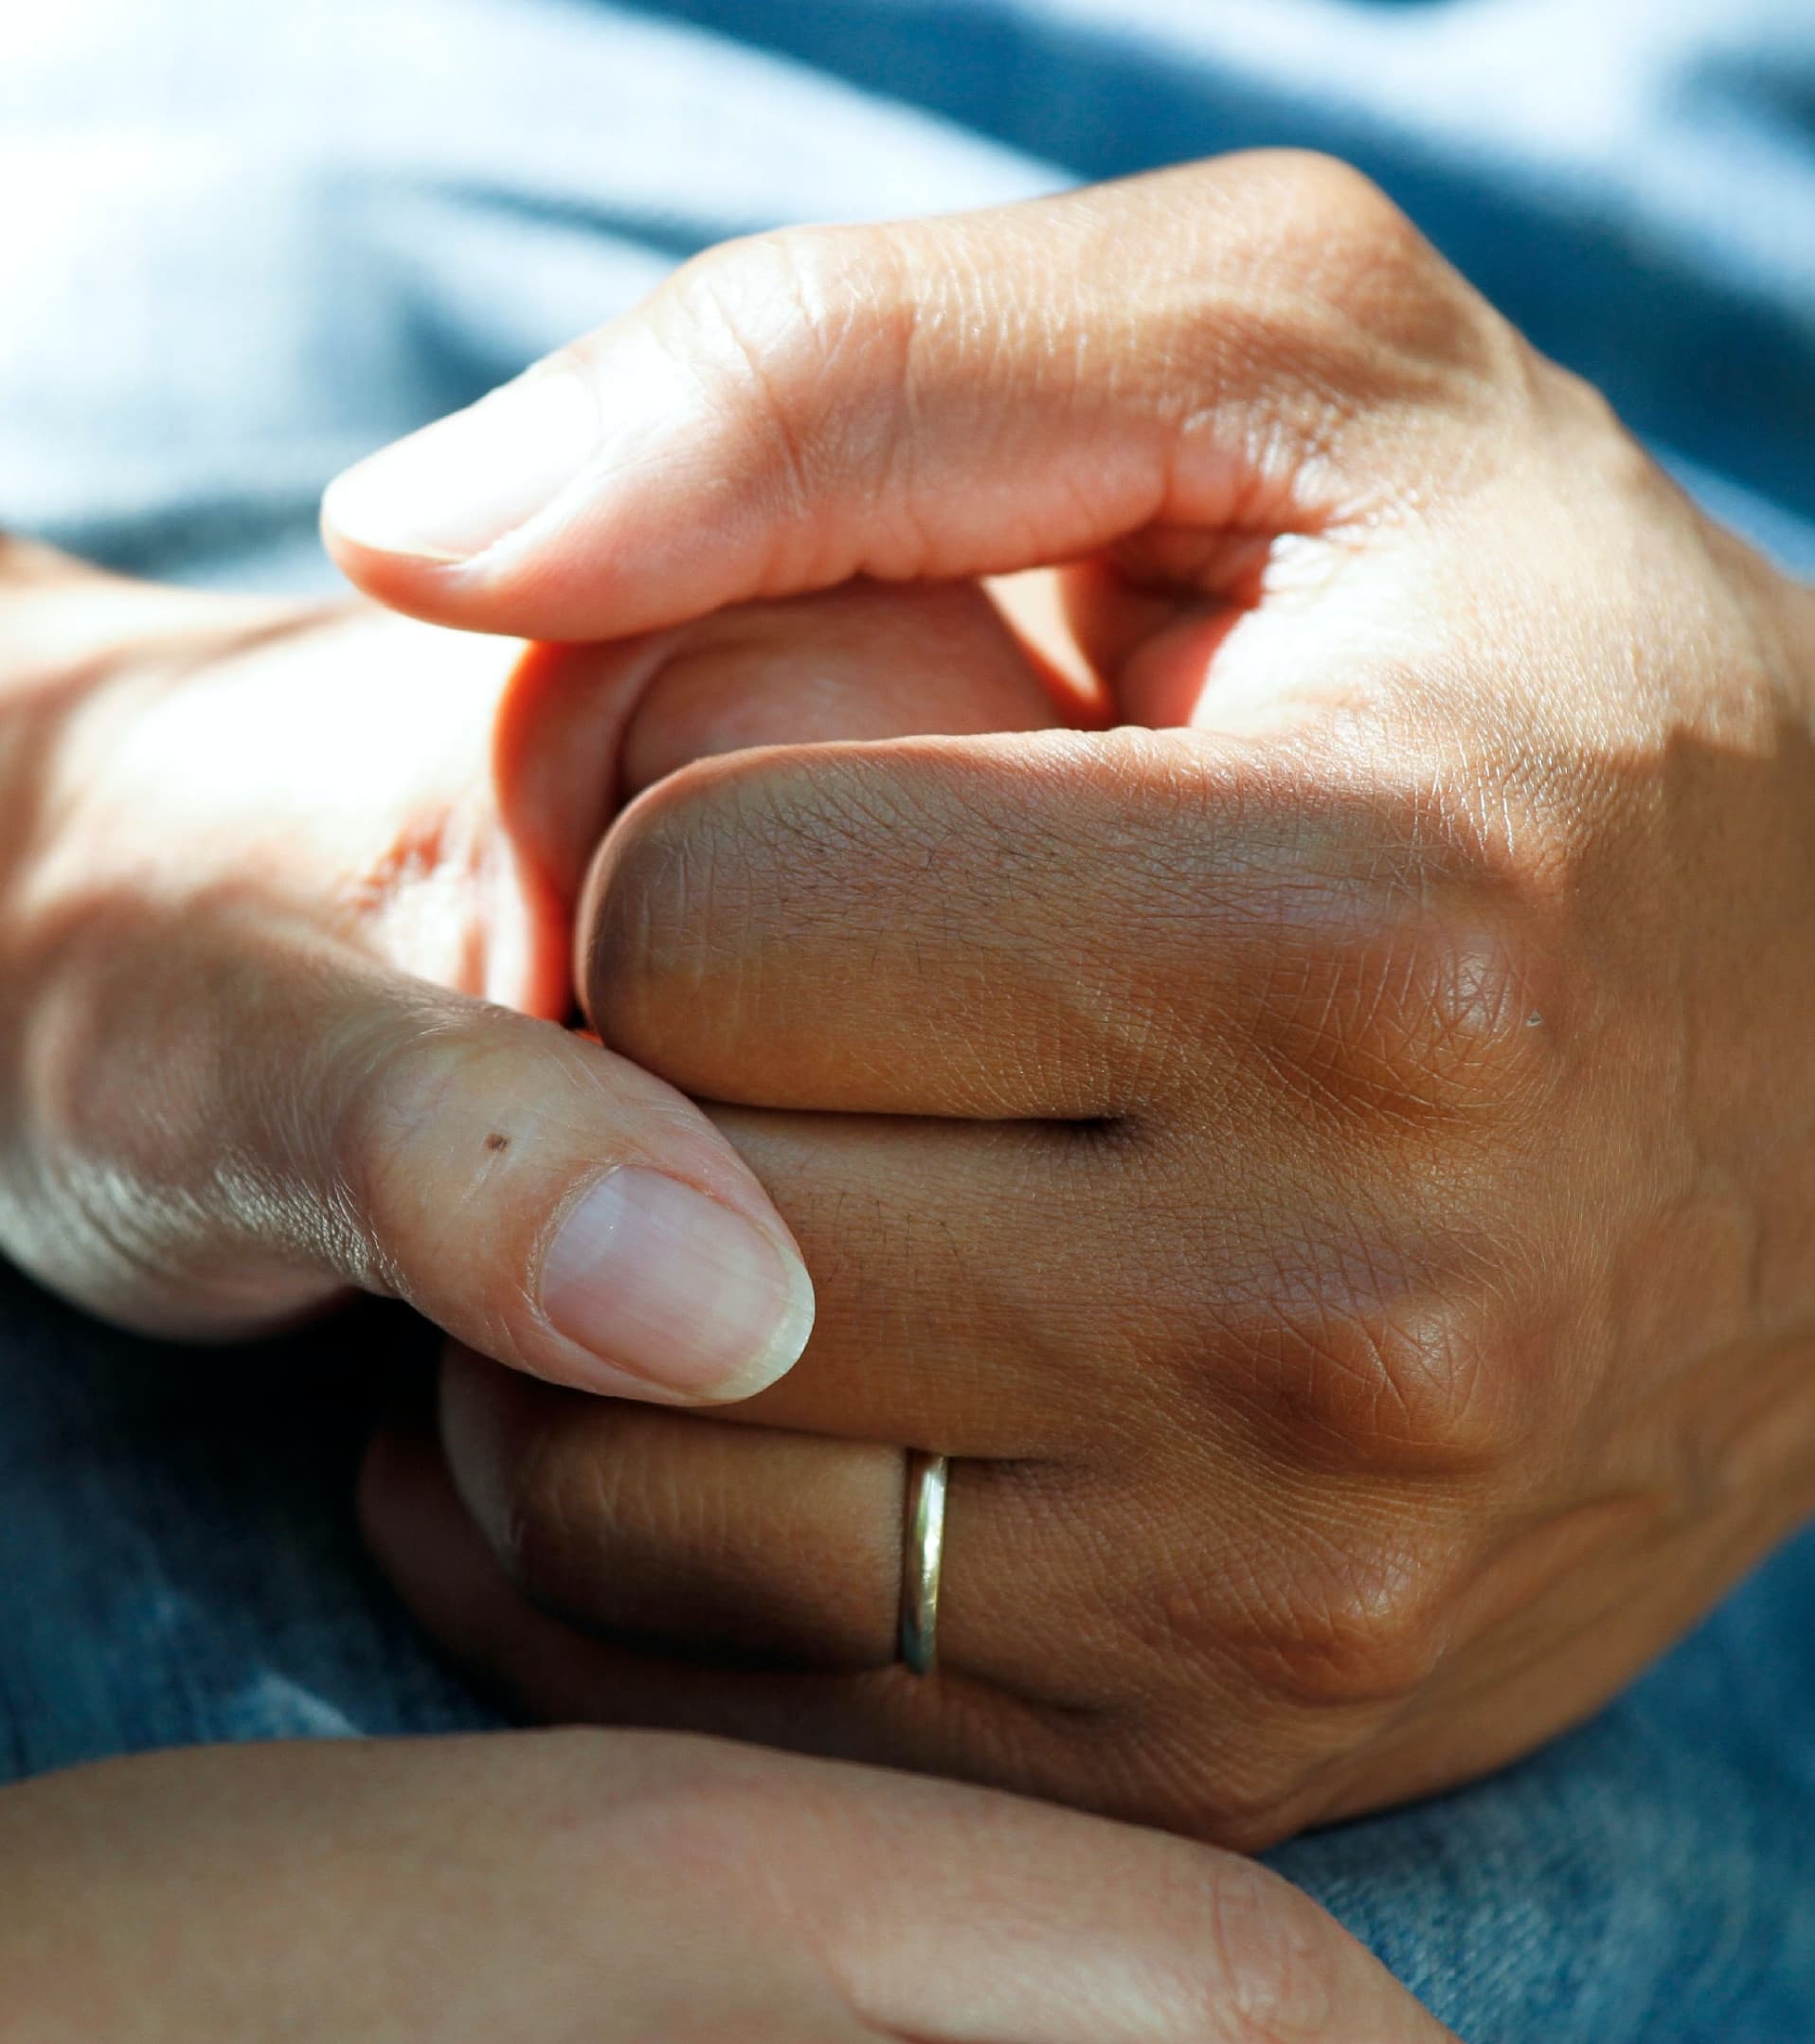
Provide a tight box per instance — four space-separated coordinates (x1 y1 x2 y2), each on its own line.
336 154 1815 1846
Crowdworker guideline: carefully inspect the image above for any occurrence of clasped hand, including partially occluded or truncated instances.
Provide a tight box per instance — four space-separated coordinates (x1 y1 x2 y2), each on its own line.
329 154 1815 1849
4 153 1812 1910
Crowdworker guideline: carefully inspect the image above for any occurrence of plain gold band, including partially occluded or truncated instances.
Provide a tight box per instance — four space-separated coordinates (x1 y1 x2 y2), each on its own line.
898 1450 949 1676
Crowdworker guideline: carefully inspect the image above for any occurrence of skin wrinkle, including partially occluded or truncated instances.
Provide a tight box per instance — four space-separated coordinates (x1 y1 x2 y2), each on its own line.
686 247 830 561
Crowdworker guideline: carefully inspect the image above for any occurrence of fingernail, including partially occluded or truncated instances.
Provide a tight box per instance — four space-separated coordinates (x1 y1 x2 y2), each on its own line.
322 365 599 562
541 1168 815 1400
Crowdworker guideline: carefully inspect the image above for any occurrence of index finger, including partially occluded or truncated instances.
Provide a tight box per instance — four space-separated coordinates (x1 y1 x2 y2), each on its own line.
579 720 1532 1121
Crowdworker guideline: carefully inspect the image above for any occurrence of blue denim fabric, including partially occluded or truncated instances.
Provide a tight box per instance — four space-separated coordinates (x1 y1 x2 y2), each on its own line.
2 2 1813 2037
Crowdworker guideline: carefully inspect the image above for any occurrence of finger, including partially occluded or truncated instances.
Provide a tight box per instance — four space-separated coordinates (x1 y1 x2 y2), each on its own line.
580 727 1215 1119
321 152 1509 641
432 1331 1356 1746
495 577 1061 910
579 722 1332 1118
414 1103 1233 1686
583 720 1539 1121
664 1107 1184 1456
438 1349 908 1673
436 1341 1090 1688
8 909 811 1403
693 1100 1508 1480
620 578 1064 793
362 1405 1101 1799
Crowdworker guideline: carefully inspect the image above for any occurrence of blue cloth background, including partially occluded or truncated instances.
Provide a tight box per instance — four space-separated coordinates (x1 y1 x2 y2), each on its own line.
1 3 1813 2036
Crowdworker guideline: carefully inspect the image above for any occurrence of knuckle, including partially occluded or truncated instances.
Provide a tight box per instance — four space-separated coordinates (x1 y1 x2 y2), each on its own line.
682 220 890 339
1262 150 1414 256
1232 1525 1463 1711
1238 149 1504 388
589 1747 801 1880
1249 915 1555 1127
1188 765 1567 1130
1298 1299 1497 1471
1216 1223 1527 1476
657 223 913 552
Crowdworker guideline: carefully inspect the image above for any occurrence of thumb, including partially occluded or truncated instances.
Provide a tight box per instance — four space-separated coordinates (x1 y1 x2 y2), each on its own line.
10 916 813 1403
320 152 1503 643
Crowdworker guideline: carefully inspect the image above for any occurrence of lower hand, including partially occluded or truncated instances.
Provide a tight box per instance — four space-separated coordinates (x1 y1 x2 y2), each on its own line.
0 1718 1449 2041
338 155 1815 1847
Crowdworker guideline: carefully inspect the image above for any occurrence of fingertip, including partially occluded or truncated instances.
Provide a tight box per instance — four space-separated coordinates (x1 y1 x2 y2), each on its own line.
320 367 600 571
316 510 462 623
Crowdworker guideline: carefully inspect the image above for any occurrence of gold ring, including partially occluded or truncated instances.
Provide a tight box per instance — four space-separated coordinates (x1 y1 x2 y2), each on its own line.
898 1450 949 1676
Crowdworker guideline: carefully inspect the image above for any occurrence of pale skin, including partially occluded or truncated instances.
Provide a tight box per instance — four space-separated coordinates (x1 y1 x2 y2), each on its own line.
323 153 1815 1849
0 1729 1449 2041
